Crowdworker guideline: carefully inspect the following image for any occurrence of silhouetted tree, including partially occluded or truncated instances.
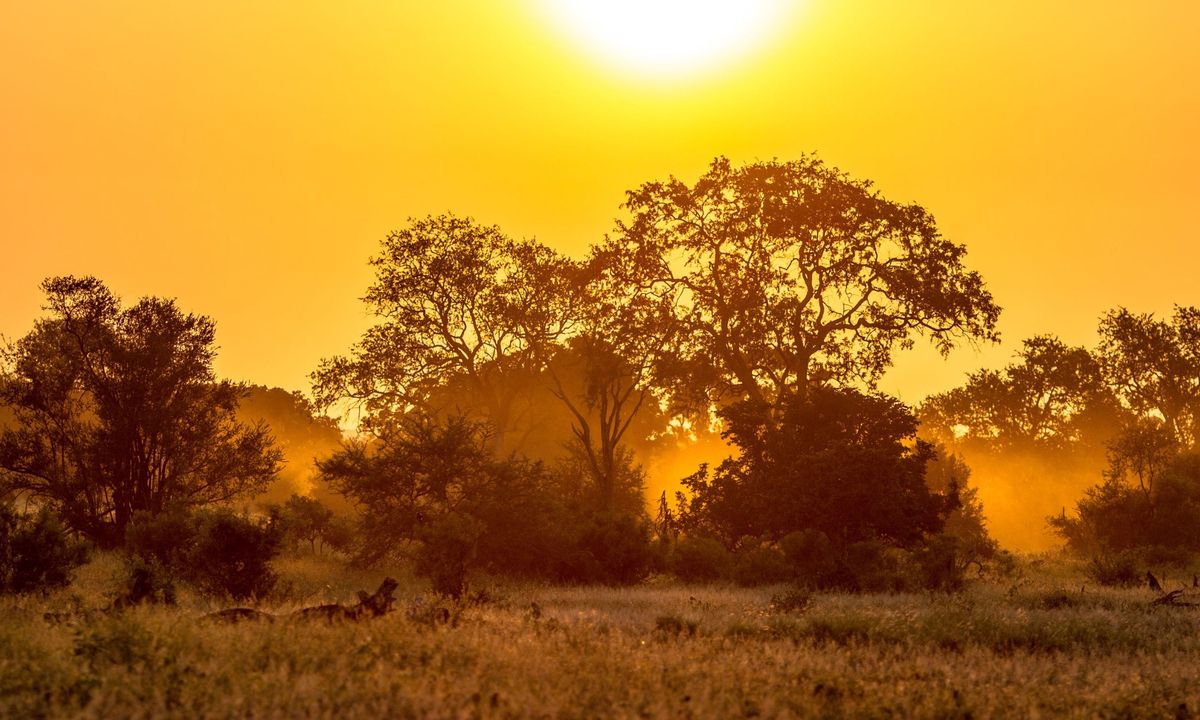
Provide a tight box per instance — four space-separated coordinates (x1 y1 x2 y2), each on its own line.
1098 306 1200 446
311 214 583 449
603 156 1001 413
921 336 1123 450
676 386 950 548
316 415 566 574
0 277 281 547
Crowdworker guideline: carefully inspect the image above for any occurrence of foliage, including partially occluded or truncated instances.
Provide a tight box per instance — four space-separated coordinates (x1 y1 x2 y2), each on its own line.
780 529 839 587
602 155 1000 411
1085 551 1143 587
1052 447 1200 561
237 386 345 507
562 512 655 586
310 214 581 446
414 513 483 598
921 448 998 564
732 540 792 587
273 494 337 553
125 506 280 601
669 536 734 583
677 387 949 548
0 276 281 546
1098 306 1200 446
921 336 1122 451
0 504 88 594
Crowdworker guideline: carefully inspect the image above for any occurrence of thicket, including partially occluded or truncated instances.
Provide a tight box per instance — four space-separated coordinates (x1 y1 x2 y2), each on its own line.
125 507 281 601
0 504 89 594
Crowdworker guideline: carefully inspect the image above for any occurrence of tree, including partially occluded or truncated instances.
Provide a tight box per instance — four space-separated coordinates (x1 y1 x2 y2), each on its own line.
316 415 566 574
605 156 1000 412
0 277 281 546
921 336 1123 450
675 386 950 548
1098 306 1200 446
311 214 583 450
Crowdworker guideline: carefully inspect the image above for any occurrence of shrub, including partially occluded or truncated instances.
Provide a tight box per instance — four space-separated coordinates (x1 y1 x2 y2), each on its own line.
0 505 89 594
780 529 838 587
837 540 907 592
1087 550 1143 587
670 536 733 583
415 513 483 598
185 509 280 600
125 506 196 570
910 533 966 592
125 507 281 600
556 512 654 585
733 540 792 586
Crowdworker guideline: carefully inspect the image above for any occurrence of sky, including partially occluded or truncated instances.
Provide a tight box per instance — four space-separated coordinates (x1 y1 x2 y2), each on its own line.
3 0 1198 406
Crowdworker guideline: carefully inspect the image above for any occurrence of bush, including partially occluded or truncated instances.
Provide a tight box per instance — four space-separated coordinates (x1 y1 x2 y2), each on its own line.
186 509 280 600
780 529 838 587
837 540 907 592
415 513 483 598
0 505 89 594
126 506 195 570
1087 550 1143 587
125 507 280 601
670 536 734 582
558 513 654 585
910 533 966 592
733 540 792 586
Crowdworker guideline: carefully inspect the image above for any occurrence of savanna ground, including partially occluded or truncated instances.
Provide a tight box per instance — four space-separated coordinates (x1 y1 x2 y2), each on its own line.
2 554 1197 720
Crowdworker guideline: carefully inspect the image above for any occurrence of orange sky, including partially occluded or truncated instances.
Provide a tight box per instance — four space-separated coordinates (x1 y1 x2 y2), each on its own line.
3 1 1198 406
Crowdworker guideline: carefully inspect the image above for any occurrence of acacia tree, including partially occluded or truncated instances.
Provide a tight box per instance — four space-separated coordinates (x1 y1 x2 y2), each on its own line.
311 214 584 451
1098 306 1200 446
605 156 1000 412
0 277 281 547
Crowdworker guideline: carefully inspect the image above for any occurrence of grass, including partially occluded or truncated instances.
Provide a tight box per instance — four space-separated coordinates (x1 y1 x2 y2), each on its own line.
3 554 1200 718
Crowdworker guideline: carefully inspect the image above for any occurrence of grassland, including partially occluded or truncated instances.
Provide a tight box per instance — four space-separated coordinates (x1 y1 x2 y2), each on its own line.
2 554 1198 719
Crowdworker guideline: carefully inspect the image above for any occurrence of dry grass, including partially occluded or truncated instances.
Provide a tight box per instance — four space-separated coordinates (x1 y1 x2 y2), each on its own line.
3 554 1200 718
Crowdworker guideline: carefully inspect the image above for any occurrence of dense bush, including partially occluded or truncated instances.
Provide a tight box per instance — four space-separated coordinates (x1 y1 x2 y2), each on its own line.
566 512 654 586
733 540 792 586
1086 550 1143 587
780 530 838 587
1052 446 1200 564
414 513 483 598
910 534 967 592
0 505 88 594
125 507 281 600
670 536 733 582
676 388 950 548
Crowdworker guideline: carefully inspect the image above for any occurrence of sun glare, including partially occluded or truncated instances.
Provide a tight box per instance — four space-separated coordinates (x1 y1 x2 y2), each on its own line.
538 0 791 78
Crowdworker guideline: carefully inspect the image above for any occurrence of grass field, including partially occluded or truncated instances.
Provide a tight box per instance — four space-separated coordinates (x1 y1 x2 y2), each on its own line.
2 554 1197 719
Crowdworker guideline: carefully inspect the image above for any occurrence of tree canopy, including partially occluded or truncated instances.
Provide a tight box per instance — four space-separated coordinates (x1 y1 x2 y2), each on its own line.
0 276 281 546
602 156 1001 411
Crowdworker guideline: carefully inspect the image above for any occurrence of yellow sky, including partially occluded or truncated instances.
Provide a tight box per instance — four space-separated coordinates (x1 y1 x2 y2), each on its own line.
2 1 1198 406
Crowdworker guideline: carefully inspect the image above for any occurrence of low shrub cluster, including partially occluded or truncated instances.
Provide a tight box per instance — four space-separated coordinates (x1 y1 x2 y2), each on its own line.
0 504 89 594
666 530 979 591
125 506 281 601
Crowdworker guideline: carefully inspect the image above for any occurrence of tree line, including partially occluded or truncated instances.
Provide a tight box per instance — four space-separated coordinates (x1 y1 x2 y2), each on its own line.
0 154 1187 597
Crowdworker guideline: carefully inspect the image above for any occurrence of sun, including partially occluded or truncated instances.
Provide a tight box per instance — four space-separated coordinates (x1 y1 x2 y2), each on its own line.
538 0 791 78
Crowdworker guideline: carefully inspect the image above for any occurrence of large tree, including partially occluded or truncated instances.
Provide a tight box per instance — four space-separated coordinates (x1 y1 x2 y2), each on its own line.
0 277 281 546
604 155 1001 411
